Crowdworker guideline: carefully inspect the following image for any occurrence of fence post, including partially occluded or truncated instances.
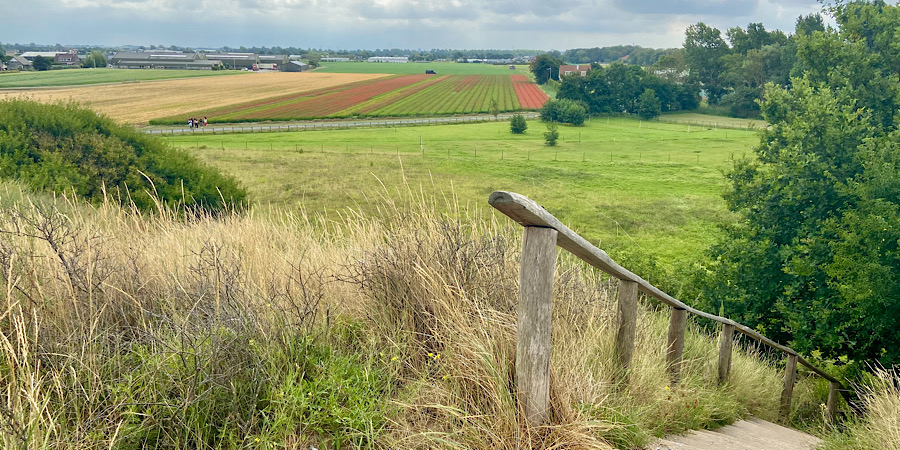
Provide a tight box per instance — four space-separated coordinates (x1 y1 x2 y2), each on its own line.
826 380 840 424
615 279 638 371
718 323 735 384
666 307 687 383
780 353 798 420
516 226 558 426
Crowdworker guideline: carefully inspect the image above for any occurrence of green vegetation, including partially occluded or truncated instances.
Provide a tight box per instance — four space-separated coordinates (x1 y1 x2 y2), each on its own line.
695 0 900 367
556 62 700 116
637 89 662 120
530 53 563 84
316 61 524 75
0 68 243 88
0 99 245 212
162 116 755 265
543 122 559 146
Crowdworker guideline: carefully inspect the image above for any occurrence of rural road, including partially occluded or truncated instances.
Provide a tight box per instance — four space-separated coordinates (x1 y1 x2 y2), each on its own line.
142 113 541 135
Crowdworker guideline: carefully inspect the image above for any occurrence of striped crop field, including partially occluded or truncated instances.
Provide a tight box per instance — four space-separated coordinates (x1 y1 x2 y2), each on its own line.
151 74 548 123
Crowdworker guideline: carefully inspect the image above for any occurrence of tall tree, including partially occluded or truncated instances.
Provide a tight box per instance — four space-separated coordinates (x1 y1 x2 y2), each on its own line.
530 53 563 85
683 22 730 103
698 1 900 365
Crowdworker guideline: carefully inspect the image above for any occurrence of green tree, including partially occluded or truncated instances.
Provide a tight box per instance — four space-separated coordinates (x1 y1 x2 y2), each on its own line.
684 22 730 103
509 114 527 134
530 53 563 85
489 97 500 118
32 55 52 71
698 1 900 365
636 89 661 120
543 123 559 146
82 50 107 68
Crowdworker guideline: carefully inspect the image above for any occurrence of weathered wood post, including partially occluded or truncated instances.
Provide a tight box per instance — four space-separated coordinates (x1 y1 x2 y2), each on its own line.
615 279 638 372
717 323 735 384
516 226 558 426
826 381 841 424
666 307 687 383
780 353 798 419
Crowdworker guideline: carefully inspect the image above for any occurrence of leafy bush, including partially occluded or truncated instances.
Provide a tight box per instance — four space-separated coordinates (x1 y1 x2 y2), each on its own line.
0 99 246 212
539 99 586 125
509 114 528 134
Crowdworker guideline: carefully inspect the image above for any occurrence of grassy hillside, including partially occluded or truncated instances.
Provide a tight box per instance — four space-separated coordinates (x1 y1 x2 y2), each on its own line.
163 116 756 265
316 61 530 75
0 182 828 448
0 68 243 88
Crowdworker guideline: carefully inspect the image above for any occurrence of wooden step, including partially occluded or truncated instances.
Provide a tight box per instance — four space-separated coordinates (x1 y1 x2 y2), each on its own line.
648 417 821 450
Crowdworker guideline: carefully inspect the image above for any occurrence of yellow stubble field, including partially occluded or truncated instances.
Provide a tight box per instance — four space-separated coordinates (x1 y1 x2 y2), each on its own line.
0 72 388 125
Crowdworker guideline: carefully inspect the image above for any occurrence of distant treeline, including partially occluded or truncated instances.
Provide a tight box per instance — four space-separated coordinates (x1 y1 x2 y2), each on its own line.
562 45 677 66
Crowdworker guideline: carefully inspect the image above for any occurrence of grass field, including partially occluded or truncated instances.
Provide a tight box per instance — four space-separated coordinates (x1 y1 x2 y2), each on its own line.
0 72 386 124
659 112 768 130
163 116 758 265
316 61 530 75
0 68 242 88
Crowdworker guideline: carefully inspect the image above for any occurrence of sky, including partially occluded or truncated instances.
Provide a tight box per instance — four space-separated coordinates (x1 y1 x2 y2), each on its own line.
1 0 828 51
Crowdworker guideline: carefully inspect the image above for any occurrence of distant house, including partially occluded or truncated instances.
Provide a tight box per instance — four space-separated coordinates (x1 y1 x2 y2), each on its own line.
7 55 32 70
109 51 216 70
21 51 65 61
285 61 311 72
559 64 591 77
55 50 80 66
321 57 350 62
204 52 258 70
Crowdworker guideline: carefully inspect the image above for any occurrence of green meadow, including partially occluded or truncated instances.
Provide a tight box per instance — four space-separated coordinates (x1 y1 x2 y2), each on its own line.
164 116 758 265
315 61 530 75
0 68 244 88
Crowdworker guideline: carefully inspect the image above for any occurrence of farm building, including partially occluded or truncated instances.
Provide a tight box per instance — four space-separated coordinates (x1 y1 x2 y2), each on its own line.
259 55 289 66
368 56 408 63
6 55 32 70
55 50 80 65
321 57 351 62
109 52 216 70
204 52 258 70
285 61 311 72
560 64 591 77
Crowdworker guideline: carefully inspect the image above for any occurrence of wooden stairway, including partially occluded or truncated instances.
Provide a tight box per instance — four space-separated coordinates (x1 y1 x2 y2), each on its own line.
649 417 822 450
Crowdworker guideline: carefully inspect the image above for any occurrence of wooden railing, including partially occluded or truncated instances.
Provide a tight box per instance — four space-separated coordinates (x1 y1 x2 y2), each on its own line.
489 191 845 426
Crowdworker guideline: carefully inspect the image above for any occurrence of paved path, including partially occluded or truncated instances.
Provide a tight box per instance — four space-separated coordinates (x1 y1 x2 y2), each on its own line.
649 417 821 450
141 113 540 136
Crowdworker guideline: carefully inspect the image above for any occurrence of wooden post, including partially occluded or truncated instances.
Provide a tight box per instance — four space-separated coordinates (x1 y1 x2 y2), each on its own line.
780 353 798 419
666 307 687 383
516 226 558 426
826 381 840 424
615 279 638 371
717 323 735 384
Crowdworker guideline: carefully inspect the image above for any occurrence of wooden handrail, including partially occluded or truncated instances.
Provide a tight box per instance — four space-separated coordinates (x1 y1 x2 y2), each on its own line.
490 191 844 423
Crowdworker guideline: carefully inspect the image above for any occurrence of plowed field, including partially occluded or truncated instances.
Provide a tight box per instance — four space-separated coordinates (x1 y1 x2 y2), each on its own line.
0 72 386 124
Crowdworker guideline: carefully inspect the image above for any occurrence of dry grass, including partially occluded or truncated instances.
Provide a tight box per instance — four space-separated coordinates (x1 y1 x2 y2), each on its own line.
0 72 386 124
0 183 820 448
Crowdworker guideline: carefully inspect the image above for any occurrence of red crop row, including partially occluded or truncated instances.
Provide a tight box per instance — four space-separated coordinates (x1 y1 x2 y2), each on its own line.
512 75 548 109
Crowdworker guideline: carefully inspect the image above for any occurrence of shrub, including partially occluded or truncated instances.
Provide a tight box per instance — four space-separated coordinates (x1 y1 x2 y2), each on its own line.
0 99 246 213
509 114 528 134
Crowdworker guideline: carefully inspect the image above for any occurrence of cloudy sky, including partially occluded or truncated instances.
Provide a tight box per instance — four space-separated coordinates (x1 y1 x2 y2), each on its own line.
2 0 827 50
